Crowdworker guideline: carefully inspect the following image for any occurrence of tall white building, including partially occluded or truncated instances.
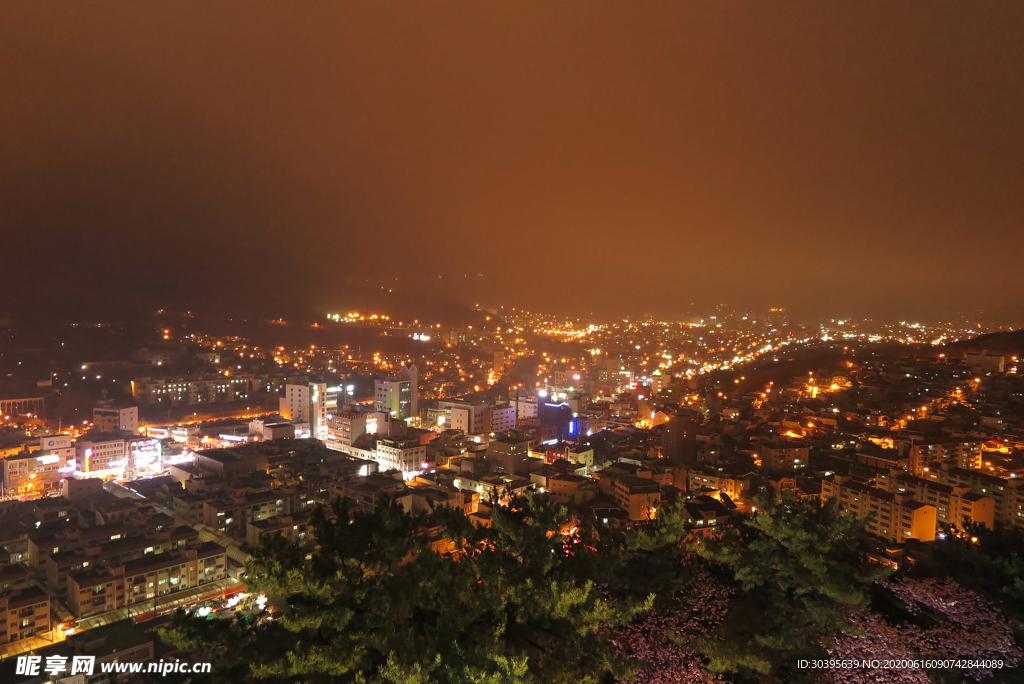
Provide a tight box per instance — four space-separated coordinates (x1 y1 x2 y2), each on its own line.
280 383 328 440
374 364 418 421
401 363 418 418
439 401 489 434
436 400 516 435
326 408 387 453
375 379 409 419
514 395 539 422
375 438 427 476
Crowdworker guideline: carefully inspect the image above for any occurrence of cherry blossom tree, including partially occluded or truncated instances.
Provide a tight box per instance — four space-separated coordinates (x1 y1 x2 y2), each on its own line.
611 572 731 684
882 577 1021 679
825 610 929 684
824 577 1021 683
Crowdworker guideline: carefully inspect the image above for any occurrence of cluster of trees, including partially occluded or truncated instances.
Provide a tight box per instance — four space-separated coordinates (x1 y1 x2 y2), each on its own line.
163 490 1022 683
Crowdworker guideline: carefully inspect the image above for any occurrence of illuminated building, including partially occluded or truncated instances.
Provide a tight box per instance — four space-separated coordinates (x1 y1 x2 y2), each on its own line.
326 408 387 454
821 475 936 542
440 400 488 434
488 403 517 433
375 378 413 420
66 543 227 619
280 382 328 439
879 472 995 530
132 375 252 405
552 368 583 386
564 444 594 468
66 567 125 619
649 368 669 394
374 364 418 421
513 395 539 422
546 473 595 504
596 471 661 521
908 439 983 476
964 351 1004 373
124 436 163 480
0 586 50 645
444 329 467 348
567 414 589 438
375 438 428 477
926 464 1024 529
248 416 296 440
74 434 126 475
686 467 750 500
0 435 74 497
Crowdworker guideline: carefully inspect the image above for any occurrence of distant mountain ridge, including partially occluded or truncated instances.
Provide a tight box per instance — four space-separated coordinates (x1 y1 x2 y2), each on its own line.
0 229 474 325
947 329 1024 356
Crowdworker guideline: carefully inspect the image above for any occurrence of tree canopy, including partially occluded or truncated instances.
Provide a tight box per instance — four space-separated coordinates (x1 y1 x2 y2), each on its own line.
162 488 1023 684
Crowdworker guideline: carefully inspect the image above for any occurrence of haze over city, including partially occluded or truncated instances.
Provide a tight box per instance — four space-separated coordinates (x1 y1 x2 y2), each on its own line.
3 2 1023 322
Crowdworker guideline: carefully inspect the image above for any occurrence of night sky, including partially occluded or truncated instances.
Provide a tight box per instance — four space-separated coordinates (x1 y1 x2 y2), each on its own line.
2 2 1022 321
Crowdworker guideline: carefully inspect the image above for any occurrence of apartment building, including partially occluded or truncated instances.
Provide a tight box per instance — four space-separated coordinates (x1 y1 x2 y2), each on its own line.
487 404 517 433
67 567 126 619
879 472 995 530
0 586 50 645
375 365 418 420
125 543 227 608
245 511 316 549
760 441 810 472
201 485 321 538
909 439 983 476
67 542 227 618
546 473 595 505
821 475 936 542
0 564 33 594
686 467 751 500
597 471 661 521
132 375 253 406
44 526 198 596
203 493 287 537
397 484 478 516
927 465 1024 529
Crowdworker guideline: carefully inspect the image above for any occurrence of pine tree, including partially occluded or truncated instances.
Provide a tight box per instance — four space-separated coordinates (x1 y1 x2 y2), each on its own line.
165 493 648 683
694 489 883 681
